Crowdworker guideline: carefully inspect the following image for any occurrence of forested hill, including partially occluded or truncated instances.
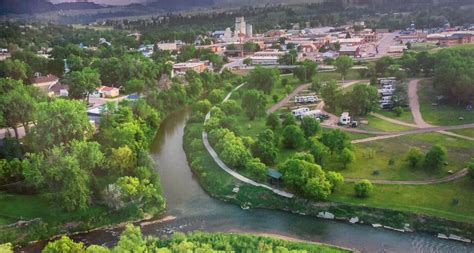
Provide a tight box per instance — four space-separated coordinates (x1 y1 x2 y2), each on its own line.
0 0 104 15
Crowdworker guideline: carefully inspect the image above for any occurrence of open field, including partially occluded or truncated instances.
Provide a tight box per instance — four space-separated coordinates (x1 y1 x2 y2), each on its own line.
419 80 474 126
449 128 474 138
376 108 414 124
356 115 415 132
329 178 474 223
329 132 473 181
318 69 362 82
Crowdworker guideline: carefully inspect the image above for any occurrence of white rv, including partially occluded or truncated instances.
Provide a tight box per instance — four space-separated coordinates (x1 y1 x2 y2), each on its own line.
295 95 319 103
339 112 351 125
291 107 310 118
302 109 322 119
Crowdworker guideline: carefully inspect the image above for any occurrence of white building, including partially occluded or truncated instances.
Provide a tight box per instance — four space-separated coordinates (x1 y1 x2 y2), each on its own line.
235 17 246 35
249 56 279 65
246 24 253 37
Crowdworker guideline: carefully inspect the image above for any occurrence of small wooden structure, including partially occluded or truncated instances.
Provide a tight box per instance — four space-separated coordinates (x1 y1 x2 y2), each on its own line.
267 168 283 185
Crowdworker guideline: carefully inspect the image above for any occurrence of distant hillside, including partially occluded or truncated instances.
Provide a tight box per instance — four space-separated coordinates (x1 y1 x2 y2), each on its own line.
145 0 215 10
0 0 103 15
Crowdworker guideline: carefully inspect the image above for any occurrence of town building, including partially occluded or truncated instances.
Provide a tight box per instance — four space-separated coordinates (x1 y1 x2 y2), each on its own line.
339 45 361 57
438 33 474 46
235 17 246 36
172 61 207 76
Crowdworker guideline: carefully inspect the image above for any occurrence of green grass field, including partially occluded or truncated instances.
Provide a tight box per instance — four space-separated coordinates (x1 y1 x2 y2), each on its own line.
448 128 474 138
266 76 301 108
318 69 362 82
329 178 474 223
330 132 473 181
376 108 415 124
419 80 474 126
356 115 415 132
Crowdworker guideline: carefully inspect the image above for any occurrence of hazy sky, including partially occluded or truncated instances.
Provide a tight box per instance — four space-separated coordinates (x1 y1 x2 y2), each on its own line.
49 0 145 5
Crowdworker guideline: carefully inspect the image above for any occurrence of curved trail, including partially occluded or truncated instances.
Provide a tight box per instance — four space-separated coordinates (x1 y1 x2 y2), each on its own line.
203 83 294 198
346 168 469 185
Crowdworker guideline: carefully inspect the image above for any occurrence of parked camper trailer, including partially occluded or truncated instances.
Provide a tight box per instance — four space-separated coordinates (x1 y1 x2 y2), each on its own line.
339 112 351 125
302 109 322 119
295 95 319 104
291 107 310 118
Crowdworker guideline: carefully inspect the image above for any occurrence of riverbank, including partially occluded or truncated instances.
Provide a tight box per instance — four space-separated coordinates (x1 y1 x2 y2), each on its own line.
183 117 474 243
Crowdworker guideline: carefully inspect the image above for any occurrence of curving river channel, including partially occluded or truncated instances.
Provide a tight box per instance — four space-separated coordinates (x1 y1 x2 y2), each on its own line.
22 109 474 253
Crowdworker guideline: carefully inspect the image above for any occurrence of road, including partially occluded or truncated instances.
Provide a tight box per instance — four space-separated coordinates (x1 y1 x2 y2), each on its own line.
407 78 433 128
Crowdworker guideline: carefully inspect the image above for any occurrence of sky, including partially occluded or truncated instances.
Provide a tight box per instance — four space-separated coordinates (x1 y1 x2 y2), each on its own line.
48 0 145 5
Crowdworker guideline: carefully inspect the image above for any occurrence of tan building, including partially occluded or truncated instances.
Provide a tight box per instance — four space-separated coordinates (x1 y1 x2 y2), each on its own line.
172 61 207 76
439 34 474 46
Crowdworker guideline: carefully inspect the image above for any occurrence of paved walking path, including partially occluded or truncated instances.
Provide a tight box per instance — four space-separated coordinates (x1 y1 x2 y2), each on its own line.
345 168 469 185
203 83 294 199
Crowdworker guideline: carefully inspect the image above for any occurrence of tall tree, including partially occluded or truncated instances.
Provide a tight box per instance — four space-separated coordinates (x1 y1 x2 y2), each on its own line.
0 78 37 138
63 67 101 103
348 84 379 115
241 89 266 120
248 66 279 94
335 55 353 81
29 99 93 151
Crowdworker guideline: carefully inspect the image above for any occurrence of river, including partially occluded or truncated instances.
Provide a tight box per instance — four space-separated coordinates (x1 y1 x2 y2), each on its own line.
21 108 474 252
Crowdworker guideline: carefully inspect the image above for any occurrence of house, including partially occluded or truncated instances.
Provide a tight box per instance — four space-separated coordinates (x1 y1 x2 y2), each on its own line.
49 82 69 97
339 112 351 125
33 74 59 93
92 86 120 98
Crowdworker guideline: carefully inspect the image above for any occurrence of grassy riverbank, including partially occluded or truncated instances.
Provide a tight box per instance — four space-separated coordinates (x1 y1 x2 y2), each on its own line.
184 107 474 240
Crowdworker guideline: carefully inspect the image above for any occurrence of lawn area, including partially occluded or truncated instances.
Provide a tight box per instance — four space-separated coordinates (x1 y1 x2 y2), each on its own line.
419 80 474 126
329 178 474 223
265 75 302 107
318 69 362 82
0 193 117 225
0 191 143 244
449 128 474 138
329 132 473 181
376 108 414 124
356 115 414 132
